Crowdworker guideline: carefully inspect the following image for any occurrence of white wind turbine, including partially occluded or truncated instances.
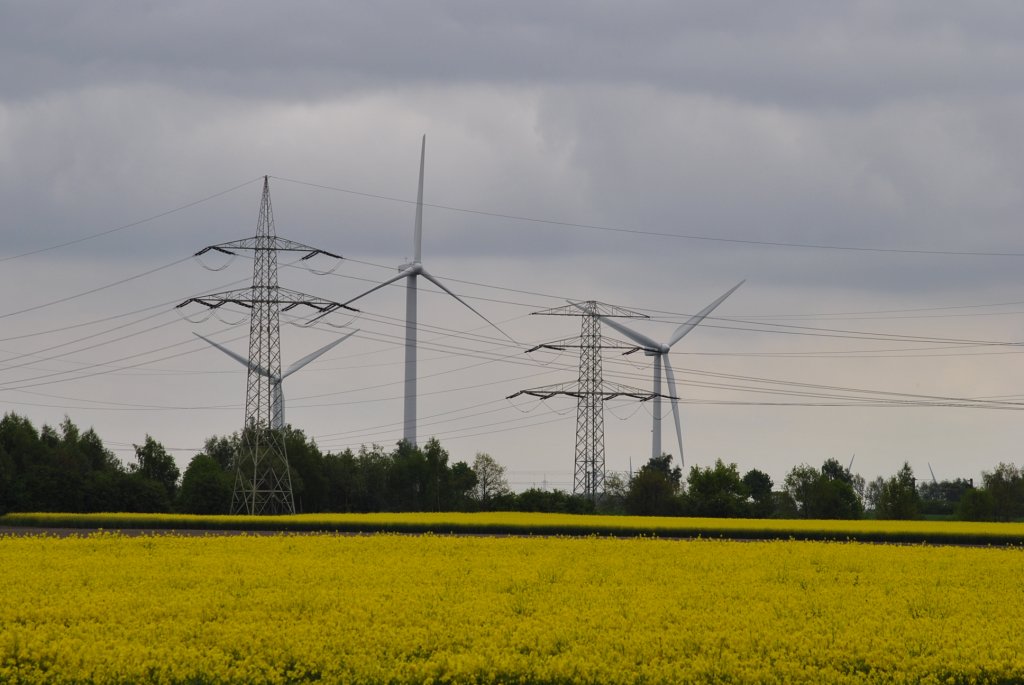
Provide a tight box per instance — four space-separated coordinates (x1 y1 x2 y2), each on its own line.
196 330 357 430
341 135 513 446
595 281 744 463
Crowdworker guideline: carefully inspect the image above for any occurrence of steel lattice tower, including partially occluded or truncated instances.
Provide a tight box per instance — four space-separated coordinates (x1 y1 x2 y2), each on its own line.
574 305 605 496
236 180 289 514
179 177 352 515
509 301 671 501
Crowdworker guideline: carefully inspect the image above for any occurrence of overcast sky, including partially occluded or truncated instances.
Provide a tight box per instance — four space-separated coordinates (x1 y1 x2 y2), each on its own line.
3 1 1024 491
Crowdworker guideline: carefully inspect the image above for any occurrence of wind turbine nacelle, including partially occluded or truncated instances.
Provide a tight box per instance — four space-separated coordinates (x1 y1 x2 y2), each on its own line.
399 262 423 274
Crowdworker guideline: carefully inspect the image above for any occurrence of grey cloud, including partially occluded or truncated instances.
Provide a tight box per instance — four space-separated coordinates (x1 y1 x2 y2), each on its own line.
4 2 1024 108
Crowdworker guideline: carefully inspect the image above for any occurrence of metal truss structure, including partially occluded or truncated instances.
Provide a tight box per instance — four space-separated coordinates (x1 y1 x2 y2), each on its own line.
178 176 352 515
509 301 673 500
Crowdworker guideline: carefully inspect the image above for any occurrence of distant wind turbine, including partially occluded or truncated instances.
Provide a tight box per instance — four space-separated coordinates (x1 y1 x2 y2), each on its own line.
591 281 744 463
341 135 513 446
196 330 357 430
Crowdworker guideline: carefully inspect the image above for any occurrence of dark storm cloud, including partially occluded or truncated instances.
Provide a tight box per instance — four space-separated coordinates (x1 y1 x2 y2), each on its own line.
4 0 1024 281
4 2 1024 107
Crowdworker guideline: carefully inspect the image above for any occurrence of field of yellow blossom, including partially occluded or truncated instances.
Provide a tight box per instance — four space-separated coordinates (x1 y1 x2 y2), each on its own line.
2 532 1023 684
5 510 1024 544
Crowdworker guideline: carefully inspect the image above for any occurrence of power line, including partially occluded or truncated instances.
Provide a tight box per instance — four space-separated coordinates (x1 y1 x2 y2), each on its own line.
0 256 193 321
273 175 1024 258
0 178 262 263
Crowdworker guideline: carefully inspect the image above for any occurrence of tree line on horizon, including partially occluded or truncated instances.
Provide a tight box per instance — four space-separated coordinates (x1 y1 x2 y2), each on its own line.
1 412 1023 522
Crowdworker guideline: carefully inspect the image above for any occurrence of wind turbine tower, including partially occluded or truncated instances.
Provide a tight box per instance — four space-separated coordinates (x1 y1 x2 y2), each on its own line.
179 177 354 514
596 281 744 464
341 136 513 445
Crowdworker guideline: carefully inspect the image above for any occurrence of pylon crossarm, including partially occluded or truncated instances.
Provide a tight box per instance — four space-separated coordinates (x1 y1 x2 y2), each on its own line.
525 335 642 352
509 382 674 403
196 236 343 259
177 296 255 310
524 343 568 353
178 288 357 314
194 245 239 257
532 301 649 318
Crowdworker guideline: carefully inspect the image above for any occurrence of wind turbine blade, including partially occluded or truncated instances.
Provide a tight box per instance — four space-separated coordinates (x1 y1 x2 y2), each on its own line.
194 333 270 377
414 135 425 263
283 329 358 378
272 380 285 430
341 270 411 308
668 280 745 347
601 315 663 351
420 268 516 343
663 355 685 467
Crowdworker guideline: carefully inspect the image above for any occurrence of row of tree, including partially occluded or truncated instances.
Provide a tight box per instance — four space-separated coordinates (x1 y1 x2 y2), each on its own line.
608 455 860 519
3 412 1024 521
612 453 1020 521
0 413 514 515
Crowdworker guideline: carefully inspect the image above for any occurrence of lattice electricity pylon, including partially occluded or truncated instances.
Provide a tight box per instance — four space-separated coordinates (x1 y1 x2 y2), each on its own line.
508 301 673 500
177 176 355 515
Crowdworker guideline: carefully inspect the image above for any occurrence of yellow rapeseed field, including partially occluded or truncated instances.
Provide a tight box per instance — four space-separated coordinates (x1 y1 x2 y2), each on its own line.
7 510 1024 544
1 533 1023 684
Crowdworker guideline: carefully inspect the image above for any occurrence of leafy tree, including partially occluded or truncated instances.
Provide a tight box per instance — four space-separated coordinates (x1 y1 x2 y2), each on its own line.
770 491 799 518
742 469 775 518
516 488 595 514
201 434 237 471
421 438 454 511
865 476 885 512
784 461 862 519
284 428 327 512
0 446 14 514
872 462 920 520
918 478 972 516
82 470 144 512
471 453 510 507
957 487 996 521
0 413 44 485
355 444 392 512
981 463 1024 521
117 473 173 513
130 435 180 500
448 460 478 510
78 428 121 473
598 471 630 514
684 459 748 517
625 454 683 516
388 440 430 511
40 423 60 450
322 448 359 512
783 464 819 516
177 454 233 514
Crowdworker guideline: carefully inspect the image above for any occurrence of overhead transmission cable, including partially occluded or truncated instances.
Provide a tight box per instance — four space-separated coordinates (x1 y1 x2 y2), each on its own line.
0 256 194 322
0 178 262 263
272 175 1024 258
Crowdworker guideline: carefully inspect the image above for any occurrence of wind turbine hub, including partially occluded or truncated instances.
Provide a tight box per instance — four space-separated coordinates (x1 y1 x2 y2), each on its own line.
400 262 423 275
